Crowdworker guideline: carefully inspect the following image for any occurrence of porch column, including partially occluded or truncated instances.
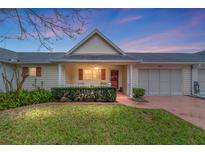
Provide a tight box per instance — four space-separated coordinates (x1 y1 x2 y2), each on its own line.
127 64 133 97
58 63 62 87
129 64 133 97
191 64 199 95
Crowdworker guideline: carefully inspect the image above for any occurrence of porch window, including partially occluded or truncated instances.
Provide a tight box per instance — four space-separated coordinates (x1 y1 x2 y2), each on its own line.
83 69 101 80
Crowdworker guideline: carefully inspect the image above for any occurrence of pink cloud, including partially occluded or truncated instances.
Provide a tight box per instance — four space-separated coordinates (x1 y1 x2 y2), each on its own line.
139 43 205 53
125 29 184 46
122 42 205 53
191 13 205 27
121 27 188 49
120 25 205 53
115 16 142 24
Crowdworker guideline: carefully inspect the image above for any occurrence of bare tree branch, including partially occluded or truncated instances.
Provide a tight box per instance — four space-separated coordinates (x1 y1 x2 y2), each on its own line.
1 63 28 93
0 8 93 51
1 63 14 92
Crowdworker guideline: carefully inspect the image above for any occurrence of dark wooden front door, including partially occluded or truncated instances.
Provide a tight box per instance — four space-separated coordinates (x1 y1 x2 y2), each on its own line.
111 70 119 89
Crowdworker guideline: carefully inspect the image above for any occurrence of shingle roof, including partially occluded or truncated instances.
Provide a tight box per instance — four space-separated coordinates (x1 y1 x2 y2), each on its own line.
1 47 205 64
127 53 205 63
50 54 137 62
0 47 17 62
195 50 205 55
17 52 65 63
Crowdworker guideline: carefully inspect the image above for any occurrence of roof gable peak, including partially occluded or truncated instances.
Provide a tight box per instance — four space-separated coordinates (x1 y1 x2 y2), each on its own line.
67 29 126 55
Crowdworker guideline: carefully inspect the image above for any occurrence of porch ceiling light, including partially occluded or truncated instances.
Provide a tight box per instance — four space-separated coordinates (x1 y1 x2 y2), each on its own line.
94 66 99 70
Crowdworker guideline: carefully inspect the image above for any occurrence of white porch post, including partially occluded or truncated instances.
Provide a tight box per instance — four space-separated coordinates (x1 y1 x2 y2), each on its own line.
58 63 62 87
126 65 129 96
192 64 199 95
129 64 133 97
127 64 133 97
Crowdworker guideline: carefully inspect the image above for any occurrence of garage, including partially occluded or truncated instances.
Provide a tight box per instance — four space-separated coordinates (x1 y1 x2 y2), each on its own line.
198 69 205 95
138 69 182 96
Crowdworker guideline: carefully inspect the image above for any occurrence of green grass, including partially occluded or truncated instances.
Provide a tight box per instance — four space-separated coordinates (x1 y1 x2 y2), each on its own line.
0 104 205 144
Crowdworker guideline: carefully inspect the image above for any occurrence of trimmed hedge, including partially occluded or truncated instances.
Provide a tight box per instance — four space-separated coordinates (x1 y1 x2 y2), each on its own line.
0 89 53 110
51 87 117 102
133 88 145 99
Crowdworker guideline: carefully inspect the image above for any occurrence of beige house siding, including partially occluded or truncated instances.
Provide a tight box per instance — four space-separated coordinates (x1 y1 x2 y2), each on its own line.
21 64 60 90
64 64 111 85
64 63 127 92
132 64 192 95
71 34 120 55
61 64 66 86
121 65 128 94
19 63 192 96
132 65 138 88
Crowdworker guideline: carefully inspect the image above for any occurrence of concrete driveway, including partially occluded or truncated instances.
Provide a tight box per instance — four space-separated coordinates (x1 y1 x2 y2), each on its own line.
117 93 205 129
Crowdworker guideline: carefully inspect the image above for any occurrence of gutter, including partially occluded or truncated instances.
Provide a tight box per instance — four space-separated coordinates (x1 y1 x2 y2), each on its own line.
2 59 205 65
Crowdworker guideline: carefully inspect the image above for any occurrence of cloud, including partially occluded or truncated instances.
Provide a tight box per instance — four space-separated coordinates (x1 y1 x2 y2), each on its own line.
120 25 205 53
115 15 142 24
125 29 184 46
121 26 188 49
191 13 205 27
137 43 205 53
122 42 205 53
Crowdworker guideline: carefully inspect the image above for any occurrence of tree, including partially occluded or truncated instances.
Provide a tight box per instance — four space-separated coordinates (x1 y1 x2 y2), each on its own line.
1 63 14 92
1 63 28 93
0 8 92 51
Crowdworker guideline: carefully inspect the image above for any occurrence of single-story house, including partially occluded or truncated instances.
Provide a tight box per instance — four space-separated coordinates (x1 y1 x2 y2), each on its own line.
1 29 205 97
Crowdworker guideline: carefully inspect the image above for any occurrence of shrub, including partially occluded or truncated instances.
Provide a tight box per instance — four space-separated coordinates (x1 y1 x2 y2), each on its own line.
0 89 53 110
133 88 145 99
51 86 117 102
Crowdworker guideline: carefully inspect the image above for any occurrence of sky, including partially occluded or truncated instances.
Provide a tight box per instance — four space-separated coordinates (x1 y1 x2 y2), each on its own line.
0 8 205 53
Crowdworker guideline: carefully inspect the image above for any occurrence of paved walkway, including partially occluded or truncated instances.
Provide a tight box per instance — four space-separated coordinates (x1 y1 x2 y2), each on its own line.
117 93 205 129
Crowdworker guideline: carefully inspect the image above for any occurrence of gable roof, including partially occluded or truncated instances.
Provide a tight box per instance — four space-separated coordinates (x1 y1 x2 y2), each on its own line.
195 50 205 55
66 29 126 55
50 54 138 63
0 47 18 63
127 52 205 63
1 33 205 64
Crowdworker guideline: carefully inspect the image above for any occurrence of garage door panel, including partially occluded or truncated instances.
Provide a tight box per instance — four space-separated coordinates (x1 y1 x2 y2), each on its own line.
138 69 182 96
160 69 171 96
171 69 182 95
138 69 149 96
149 69 160 95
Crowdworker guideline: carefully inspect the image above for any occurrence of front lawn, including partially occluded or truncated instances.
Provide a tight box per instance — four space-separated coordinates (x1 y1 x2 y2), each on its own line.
0 104 205 144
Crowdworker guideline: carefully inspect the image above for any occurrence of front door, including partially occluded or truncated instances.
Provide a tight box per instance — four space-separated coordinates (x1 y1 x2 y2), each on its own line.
111 70 119 89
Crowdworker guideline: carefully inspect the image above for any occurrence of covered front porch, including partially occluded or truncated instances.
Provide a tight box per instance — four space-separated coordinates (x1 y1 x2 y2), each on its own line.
57 63 134 96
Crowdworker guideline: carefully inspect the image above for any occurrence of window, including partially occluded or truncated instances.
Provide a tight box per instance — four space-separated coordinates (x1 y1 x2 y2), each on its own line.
83 69 101 80
22 67 41 77
29 67 37 76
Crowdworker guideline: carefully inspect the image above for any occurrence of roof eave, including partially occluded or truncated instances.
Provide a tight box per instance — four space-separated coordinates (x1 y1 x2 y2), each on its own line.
140 61 205 64
50 59 140 63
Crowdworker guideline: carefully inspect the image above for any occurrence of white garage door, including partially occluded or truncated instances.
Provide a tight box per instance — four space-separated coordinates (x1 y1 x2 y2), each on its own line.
138 69 182 96
198 69 205 95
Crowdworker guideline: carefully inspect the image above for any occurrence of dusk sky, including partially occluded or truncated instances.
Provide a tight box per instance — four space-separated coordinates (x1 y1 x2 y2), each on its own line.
0 8 205 53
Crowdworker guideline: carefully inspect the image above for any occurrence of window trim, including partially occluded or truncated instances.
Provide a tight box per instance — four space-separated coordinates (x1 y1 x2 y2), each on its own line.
22 67 42 77
81 68 102 81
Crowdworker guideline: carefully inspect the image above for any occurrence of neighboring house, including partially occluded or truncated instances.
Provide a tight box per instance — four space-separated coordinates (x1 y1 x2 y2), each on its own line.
1 29 205 97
